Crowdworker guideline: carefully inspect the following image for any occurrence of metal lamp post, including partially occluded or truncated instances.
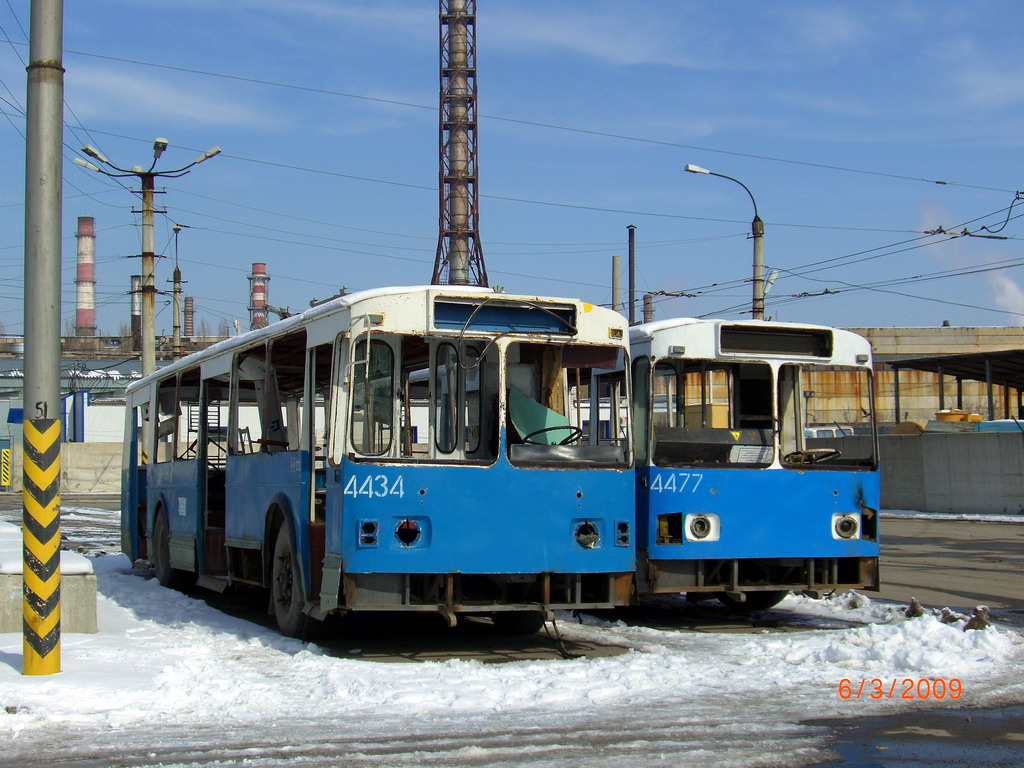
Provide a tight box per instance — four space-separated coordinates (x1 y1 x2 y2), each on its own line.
74 141 220 375
685 163 765 320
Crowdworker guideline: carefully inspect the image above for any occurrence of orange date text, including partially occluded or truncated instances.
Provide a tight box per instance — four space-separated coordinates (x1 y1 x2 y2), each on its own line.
838 678 962 700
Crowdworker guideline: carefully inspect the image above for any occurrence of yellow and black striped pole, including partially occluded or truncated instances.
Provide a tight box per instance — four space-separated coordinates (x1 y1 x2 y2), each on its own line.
22 418 61 675
22 0 65 675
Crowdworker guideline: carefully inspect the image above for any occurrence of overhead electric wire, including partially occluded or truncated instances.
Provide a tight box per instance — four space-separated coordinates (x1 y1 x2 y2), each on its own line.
9 41 1010 195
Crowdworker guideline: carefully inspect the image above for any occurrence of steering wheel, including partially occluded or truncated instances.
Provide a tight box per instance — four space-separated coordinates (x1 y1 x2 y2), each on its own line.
783 448 842 464
521 425 584 446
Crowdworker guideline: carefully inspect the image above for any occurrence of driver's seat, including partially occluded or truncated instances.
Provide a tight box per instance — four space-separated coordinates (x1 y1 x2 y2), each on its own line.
507 387 572 445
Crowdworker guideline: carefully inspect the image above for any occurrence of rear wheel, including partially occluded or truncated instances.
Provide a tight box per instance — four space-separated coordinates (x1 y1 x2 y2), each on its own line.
715 590 788 611
491 611 546 635
271 523 310 638
152 510 194 590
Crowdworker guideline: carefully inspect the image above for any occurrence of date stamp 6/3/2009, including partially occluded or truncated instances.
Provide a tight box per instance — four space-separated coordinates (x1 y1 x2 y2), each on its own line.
838 678 963 700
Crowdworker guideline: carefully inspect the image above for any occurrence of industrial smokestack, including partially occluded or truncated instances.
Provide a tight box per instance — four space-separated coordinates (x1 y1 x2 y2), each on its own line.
612 251 621 312
130 274 142 351
184 296 195 338
248 262 269 330
627 225 636 325
75 216 96 336
643 293 654 323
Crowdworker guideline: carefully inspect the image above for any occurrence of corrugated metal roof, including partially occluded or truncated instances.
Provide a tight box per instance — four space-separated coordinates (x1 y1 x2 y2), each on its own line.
888 349 1024 389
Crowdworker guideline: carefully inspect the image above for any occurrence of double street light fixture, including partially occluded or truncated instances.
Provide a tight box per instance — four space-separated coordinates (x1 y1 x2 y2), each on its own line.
74 139 220 375
684 163 765 320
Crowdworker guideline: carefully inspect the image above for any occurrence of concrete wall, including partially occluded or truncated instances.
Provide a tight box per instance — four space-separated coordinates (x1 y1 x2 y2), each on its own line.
7 442 121 493
848 326 1024 356
880 433 1024 515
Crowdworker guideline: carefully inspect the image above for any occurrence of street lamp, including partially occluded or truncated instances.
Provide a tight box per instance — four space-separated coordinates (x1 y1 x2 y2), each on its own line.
74 140 220 375
684 163 765 320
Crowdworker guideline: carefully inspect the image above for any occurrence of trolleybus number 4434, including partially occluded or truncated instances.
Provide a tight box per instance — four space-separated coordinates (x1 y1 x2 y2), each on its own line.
343 474 406 499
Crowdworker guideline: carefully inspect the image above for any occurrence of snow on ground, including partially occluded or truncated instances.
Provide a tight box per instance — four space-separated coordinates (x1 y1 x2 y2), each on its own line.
1 507 1023 766
882 509 1024 523
0 553 1022 767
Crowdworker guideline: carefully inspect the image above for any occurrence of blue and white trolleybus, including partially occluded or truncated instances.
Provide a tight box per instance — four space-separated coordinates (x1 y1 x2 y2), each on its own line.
618 317 879 609
120 286 634 635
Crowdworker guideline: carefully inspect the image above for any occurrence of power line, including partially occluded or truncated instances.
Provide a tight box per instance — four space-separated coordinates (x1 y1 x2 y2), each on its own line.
20 41 1016 195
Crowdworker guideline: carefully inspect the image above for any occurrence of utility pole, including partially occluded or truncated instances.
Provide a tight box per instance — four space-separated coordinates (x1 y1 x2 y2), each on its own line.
75 141 220 376
22 0 64 676
140 172 157 374
684 164 765 320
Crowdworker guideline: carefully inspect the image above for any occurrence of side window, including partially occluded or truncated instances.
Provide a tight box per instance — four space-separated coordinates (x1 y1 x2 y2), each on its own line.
174 368 202 461
310 343 333 467
232 345 267 455
203 374 231 468
350 338 395 456
265 330 307 453
154 378 177 464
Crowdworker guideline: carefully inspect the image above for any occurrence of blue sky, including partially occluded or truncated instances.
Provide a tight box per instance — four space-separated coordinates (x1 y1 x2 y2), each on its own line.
1 0 1023 337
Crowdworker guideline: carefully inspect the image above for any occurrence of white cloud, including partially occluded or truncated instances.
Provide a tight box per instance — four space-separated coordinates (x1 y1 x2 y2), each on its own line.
486 4 722 70
65 66 288 131
768 5 868 55
988 273 1024 325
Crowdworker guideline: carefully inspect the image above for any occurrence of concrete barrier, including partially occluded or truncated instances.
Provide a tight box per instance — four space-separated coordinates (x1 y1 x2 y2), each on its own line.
880 432 1024 515
0 522 98 634
6 442 121 494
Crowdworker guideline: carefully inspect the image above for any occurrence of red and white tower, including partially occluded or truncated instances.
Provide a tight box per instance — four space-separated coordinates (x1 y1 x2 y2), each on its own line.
432 0 487 287
75 216 97 336
248 262 270 330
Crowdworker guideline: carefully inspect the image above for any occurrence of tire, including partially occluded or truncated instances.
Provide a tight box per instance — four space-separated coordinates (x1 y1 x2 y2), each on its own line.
715 590 789 611
271 523 310 638
152 510 194 590
491 611 546 635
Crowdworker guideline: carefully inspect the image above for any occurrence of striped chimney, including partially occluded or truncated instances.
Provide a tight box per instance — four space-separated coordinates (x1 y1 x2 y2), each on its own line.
75 216 96 336
184 296 195 338
248 262 269 330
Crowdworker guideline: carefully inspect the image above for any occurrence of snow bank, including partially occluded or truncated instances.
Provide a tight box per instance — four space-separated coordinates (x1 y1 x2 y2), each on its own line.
1 558 1021 741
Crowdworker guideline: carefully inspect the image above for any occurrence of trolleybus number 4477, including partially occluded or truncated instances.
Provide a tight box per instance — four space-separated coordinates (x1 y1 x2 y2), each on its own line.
649 473 704 493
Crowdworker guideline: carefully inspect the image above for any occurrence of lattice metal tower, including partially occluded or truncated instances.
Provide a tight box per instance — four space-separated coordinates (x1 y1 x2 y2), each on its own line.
432 0 488 286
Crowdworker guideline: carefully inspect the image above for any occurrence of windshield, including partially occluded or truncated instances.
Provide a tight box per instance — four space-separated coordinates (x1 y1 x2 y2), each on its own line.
650 359 774 468
779 363 876 470
506 341 629 468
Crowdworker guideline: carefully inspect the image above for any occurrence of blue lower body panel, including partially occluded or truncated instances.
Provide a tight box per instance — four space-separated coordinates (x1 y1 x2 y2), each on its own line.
329 459 634 575
637 465 880 594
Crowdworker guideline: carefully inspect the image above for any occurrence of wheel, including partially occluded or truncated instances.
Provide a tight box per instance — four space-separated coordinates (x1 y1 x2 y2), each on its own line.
271 523 310 638
151 510 194 590
521 425 584 445
491 611 546 635
716 590 789 611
